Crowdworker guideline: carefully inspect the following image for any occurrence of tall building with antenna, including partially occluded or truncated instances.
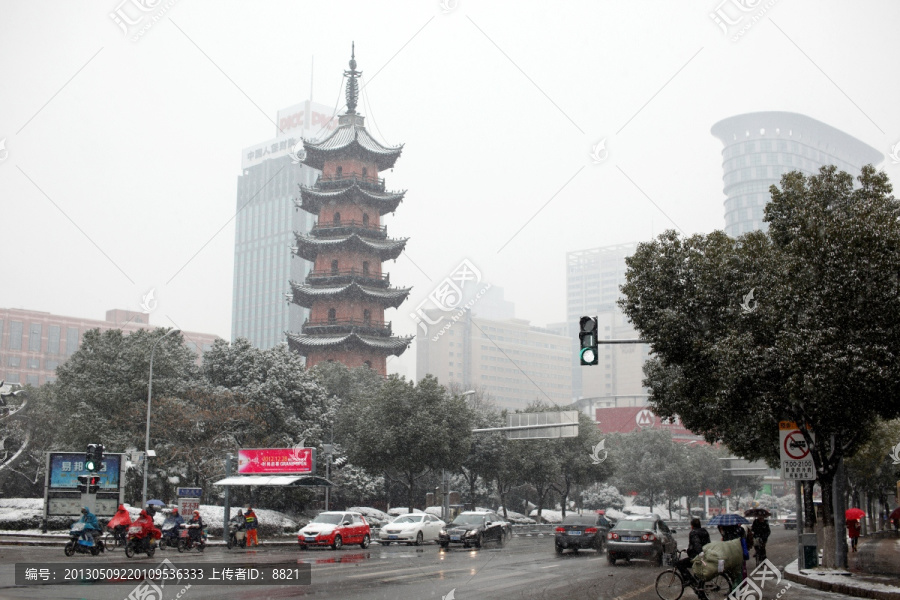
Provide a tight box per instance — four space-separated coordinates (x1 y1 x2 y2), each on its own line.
231 98 338 349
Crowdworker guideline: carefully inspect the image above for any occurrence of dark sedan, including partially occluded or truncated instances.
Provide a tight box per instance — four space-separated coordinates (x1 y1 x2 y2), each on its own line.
555 512 610 554
606 514 676 566
438 511 511 549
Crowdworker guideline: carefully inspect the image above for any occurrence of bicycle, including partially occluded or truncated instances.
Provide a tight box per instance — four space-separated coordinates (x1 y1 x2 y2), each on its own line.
103 525 128 552
655 549 733 600
753 538 767 567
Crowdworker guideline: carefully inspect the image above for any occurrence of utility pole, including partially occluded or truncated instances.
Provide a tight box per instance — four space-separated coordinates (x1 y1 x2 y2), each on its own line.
222 454 232 543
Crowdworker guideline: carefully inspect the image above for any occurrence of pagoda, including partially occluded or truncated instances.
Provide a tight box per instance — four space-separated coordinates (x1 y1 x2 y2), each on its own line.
286 45 413 375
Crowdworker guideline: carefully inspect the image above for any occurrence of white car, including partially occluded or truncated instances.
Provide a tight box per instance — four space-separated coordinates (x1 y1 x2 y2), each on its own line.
378 513 445 546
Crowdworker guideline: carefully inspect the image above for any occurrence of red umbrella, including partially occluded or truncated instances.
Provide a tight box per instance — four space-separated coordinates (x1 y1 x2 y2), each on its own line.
845 508 865 521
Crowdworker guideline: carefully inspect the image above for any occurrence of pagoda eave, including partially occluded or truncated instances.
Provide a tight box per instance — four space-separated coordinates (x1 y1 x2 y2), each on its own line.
297 184 405 216
292 233 408 262
287 280 411 309
286 332 412 357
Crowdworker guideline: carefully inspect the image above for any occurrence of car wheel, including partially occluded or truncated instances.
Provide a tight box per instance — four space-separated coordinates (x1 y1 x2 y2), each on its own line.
555 544 564 554
415 531 424 546
440 542 449 549
332 535 342 550
607 553 616 565
360 534 370 549
474 534 482 549
64 541 76 557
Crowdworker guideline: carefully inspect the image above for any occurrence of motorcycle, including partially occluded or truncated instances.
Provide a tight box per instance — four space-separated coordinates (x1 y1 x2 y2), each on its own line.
178 523 206 552
226 521 246 549
124 524 157 558
159 516 182 550
64 522 105 556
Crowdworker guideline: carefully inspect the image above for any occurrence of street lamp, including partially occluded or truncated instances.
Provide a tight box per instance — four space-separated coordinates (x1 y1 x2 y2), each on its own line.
443 390 477 521
142 328 180 508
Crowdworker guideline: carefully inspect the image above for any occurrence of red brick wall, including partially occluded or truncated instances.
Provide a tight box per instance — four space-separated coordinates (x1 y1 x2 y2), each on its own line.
313 249 383 276
322 159 378 179
319 204 380 228
309 301 385 324
306 350 386 376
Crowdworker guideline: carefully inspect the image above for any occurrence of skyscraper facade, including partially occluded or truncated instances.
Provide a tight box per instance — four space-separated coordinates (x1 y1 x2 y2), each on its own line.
711 111 883 238
232 100 338 349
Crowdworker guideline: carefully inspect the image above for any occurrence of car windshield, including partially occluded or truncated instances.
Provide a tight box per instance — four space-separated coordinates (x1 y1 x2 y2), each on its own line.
451 514 486 526
615 520 654 531
311 513 344 525
393 515 424 524
562 515 596 526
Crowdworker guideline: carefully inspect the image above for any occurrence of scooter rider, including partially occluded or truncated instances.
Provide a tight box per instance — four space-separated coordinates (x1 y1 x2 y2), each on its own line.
77 506 101 544
161 507 185 546
187 510 204 544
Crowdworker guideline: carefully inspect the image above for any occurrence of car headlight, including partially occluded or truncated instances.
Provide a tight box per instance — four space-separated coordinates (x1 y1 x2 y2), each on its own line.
465 530 478 537
439 529 447 536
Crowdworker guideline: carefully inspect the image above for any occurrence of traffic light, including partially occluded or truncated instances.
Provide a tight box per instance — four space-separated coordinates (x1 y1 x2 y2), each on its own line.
77 474 100 494
579 316 598 366
84 444 103 472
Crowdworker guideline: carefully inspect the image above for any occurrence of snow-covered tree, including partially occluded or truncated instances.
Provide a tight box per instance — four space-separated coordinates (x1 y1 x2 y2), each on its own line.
581 483 626 510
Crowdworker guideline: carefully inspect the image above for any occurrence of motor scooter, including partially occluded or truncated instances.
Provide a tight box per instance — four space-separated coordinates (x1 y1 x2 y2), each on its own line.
64 522 105 556
159 516 182 550
124 524 157 558
178 523 206 552
226 521 246 549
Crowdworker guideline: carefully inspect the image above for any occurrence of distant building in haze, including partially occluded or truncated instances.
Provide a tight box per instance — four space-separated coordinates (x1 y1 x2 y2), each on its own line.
566 243 650 412
231 98 338 349
0 308 220 386
711 111 883 238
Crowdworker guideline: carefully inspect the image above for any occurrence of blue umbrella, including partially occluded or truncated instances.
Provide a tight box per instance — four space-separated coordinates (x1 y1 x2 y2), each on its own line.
146 499 166 507
708 513 749 527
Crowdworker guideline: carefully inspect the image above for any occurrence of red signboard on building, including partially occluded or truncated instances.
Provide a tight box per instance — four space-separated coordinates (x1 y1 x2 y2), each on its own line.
237 448 315 475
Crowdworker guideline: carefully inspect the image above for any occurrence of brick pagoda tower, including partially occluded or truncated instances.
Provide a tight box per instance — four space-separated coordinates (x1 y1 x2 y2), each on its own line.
286 45 412 375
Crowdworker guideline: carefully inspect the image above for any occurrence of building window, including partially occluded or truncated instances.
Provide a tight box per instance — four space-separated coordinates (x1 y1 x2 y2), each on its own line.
8 321 23 350
26 358 39 369
44 359 59 371
66 327 79 355
29 323 42 352
6 373 19 384
362 213 369 227
26 375 39 387
333 212 341 225
363 309 371 325
48 325 60 355
7 356 20 367
336 165 343 176
328 308 336 323
362 261 369 276
331 259 339 274
364 360 372 369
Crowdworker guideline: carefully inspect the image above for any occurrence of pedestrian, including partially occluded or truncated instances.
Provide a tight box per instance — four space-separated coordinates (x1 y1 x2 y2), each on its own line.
847 518 861 552
751 516 771 562
245 506 258 546
677 518 711 599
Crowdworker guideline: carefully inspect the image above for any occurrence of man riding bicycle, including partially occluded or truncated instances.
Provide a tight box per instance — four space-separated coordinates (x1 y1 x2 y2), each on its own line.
676 518 711 599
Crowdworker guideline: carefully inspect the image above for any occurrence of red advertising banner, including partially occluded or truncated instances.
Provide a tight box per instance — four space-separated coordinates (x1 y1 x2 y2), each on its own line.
237 448 315 475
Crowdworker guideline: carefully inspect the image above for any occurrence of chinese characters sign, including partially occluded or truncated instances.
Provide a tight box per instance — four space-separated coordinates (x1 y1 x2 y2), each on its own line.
49 452 120 490
237 448 315 475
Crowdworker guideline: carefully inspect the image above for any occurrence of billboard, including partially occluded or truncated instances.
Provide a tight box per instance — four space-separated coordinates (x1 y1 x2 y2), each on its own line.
48 453 121 490
237 448 315 475
241 100 339 170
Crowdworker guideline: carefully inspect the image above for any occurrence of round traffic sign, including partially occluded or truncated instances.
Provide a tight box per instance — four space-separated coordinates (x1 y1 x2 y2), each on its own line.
783 430 810 459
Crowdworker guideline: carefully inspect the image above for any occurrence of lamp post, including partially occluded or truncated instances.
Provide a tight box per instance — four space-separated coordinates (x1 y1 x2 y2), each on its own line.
443 390 476 521
142 328 180 508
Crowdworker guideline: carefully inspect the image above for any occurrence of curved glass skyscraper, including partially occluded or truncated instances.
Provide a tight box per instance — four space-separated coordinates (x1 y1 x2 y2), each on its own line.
711 112 883 237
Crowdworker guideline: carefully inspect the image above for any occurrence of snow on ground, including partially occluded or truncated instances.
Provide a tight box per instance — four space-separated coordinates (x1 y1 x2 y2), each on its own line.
530 509 563 523
786 559 900 596
387 507 424 516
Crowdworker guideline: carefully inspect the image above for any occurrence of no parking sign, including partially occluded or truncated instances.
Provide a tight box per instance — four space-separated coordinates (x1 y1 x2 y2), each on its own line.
779 421 815 480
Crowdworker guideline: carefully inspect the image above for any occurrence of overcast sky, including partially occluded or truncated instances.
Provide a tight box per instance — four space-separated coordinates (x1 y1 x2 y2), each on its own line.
2 1 899 379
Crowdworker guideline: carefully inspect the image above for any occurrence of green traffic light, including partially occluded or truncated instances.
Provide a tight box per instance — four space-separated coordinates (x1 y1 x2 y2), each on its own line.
580 347 597 365
85 460 95 472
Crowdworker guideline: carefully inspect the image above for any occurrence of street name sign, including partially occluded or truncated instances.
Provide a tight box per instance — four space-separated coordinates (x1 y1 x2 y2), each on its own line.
779 421 815 480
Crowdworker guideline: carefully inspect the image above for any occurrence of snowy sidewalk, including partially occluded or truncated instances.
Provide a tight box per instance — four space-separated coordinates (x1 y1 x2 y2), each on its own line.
785 559 900 600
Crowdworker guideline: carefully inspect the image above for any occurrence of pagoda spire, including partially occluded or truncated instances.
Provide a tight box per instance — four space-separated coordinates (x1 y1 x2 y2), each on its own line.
344 42 361 114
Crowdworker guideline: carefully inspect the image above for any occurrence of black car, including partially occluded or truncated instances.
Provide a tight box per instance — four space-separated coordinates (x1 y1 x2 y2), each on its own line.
606 514 676 566
555 512 610 554
438 511 511 549
784 514 797 530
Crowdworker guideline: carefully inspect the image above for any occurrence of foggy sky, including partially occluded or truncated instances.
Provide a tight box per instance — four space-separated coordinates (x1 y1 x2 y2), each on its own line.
2 0 898 379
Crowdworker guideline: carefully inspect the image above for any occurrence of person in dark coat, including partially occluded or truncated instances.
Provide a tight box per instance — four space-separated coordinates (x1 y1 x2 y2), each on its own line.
677 518 711 596
751 516 771 561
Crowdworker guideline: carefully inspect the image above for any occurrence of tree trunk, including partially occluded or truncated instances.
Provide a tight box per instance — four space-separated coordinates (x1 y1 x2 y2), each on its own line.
820 470 836 568
469 475 477 505
407 472 415 513
833 459 847 569
802 481 816 531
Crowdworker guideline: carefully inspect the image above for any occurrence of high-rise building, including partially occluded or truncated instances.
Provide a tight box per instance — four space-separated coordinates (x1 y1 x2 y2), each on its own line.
232 99 338 349
566 243 650 408
711 111 883 238
0 308 220 386
416 310 572 411
286 48 412 375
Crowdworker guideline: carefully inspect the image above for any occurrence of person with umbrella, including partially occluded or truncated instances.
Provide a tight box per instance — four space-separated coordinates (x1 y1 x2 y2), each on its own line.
846 508 865 552
890 507 900 531
709 513 750 580
746 508 771 563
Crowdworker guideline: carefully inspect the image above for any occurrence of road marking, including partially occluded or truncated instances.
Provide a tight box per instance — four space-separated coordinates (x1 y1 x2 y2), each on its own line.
613 582 654 600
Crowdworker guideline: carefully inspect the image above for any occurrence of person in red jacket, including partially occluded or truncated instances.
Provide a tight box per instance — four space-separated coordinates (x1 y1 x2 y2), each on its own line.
244 506 258 547
133 509 161 546
847 518 861 552
106 504 132 546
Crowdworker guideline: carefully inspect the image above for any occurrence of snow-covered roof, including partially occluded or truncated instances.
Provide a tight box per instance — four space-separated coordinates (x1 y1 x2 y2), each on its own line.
292 232 407 262
302 115 403 171
287 280 411 309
